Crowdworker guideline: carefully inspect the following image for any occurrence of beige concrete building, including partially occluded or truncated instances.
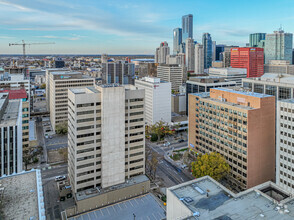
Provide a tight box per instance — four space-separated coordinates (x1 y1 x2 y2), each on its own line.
264 60 294 75
188 87 275 191
47 71 94 131
68 85 145 194
276 99 294 194
157 64 185 91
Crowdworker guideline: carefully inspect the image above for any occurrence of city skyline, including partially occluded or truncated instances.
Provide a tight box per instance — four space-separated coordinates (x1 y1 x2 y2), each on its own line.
0 0 293 54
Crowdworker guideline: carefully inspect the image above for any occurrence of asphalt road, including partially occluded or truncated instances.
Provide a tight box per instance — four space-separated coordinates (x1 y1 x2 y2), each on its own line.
146 141 194 187
36 118 47 163
42 164 74 220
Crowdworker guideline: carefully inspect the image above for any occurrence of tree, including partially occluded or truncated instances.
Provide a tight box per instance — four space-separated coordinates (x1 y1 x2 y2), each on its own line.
56 121 68 135
191 152 230 181
150 121 174 142
40 83 46 89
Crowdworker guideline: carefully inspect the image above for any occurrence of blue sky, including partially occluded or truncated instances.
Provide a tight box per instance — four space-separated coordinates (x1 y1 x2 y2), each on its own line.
0 0 293 54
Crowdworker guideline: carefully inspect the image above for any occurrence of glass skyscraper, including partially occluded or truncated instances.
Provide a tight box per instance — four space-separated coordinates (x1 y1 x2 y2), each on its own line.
264 30 293 64
249 33 266 47
182 14 193 42
202 33 212 69
173 28 182 54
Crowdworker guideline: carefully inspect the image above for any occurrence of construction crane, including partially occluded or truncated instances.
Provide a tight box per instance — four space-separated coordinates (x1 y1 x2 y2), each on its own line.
9 40 55 77
9 40 55 60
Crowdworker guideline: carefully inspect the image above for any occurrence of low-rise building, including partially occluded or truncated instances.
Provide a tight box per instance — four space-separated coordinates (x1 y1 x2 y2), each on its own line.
242 73 294 100
209 67 247 85
167 176 294 220
171 93 186 115
264 60 294 75
0 169 45 220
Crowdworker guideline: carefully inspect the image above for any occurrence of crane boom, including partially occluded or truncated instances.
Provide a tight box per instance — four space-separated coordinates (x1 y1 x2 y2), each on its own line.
9 40 55 77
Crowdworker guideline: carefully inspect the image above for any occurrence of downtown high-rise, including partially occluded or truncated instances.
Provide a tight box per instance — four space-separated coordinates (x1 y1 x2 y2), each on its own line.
264 30 293 64
249 33 266 48
202 33 213 69
173 28 182 55
182 14 193 42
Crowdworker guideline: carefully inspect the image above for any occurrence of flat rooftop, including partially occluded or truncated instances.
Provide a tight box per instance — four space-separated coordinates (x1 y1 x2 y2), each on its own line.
51 71 81 75
212 87 273 98
169 176 294 220
0 170 44 220
76 175 149 201
70 87 100 94
244 73 294 84
0 99 20 127
279 99 294 104
69 193 165 220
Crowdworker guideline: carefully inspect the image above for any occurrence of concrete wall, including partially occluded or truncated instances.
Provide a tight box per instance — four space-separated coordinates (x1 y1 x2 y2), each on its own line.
101 86 125 188
166 188 192 220
65 179 150 217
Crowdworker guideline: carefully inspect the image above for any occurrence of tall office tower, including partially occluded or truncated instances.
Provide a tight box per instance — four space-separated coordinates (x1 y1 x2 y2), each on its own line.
249 33 266 47
155 41 170 64
47 71 94 131
202 33 213 69
185 38 195 71
276 99 294 194
216 45 225 61
0 93 22 176
212 41 216 61
157 64 185 92
101 61 135 85
182 14 193 42
221 51 232 67
265 30 293 64
68 85 145 193
173 28 182 54
231 47 264 77
188 88 275 191
135 77 171 125
179 42 186 54
194 43 204 74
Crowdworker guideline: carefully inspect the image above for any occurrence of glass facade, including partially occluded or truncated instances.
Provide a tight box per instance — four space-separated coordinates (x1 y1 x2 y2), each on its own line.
249 33 266 47
202 33 213 69
265 85 277 97
173 28 182 55
254 83 264 94
182 14 193 42
279 87 291 100
264 31 293 64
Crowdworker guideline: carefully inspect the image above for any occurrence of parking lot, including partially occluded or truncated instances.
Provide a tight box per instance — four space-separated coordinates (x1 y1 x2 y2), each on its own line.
45 134 68 150
69 193 166 220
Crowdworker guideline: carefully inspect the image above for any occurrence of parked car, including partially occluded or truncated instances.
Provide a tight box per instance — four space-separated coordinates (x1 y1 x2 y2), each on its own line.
178 139 185 143
55 175 66 182
163 142 170 147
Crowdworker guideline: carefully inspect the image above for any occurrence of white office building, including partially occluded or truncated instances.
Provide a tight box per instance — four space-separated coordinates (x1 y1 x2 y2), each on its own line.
135 77 171 125
195 43 204 74
209 67 247 85
157 64 185 92
276 99 294 194
0 93 22 176
185 38 195 72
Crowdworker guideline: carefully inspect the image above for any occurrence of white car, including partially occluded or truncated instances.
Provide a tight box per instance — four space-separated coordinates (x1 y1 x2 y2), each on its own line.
55 175 66 182
163 142 170 147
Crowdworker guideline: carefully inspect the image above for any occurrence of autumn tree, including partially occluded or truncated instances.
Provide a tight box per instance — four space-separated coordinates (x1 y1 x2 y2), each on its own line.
40 83 46 89
56 121 68 135
191 152 230 181
150 121 174 142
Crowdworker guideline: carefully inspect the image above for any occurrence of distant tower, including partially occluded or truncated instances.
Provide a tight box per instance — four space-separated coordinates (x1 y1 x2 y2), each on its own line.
185 38 195 71
249 33 266 47
173 28 182 55
195 43 204 74
202 33 213 69
155 41 170 64
264 30 293 64
182 14 193 42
